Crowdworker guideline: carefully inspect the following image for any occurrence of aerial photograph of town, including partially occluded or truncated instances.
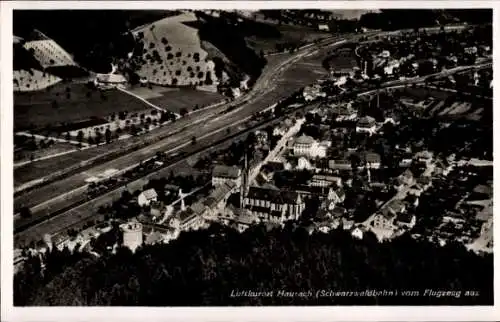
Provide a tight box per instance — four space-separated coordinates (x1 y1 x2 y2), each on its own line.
9 7 493 308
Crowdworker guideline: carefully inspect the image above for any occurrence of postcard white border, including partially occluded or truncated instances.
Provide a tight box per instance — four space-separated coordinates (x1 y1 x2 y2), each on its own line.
1 1 499 322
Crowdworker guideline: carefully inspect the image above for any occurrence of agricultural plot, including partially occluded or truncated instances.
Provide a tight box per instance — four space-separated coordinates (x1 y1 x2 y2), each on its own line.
23 39 76 68
132 12 218 87
13 69 61 92
14 82 152 131
14 147 105 187
147 88 225 113
127 85 180 100
323 47 358 70
14 140 76 164
246 24 330 54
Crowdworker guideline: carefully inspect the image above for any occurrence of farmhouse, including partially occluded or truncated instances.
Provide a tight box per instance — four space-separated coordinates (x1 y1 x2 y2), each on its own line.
94 73 128 89
351 226 364 240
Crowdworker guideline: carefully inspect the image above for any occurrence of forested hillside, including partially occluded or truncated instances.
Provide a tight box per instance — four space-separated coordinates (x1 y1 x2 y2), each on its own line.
359 9 492 30
15 224 492 306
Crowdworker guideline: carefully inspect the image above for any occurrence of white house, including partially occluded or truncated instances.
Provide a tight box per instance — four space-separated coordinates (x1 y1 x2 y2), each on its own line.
297 157 313 170
138 188 158 207
380 50 391 58
318 23 330 31
351 226 364 240
212 165 242 187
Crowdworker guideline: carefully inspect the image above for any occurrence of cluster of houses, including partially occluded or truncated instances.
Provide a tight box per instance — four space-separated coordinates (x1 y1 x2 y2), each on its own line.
113 102 460 251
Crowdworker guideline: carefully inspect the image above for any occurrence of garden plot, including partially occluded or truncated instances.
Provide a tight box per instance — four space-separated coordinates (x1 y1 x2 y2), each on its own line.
67 108 163 140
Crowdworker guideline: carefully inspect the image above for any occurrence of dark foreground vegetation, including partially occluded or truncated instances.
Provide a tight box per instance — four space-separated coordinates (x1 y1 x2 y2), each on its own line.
14 10 175 73
15 224 492 306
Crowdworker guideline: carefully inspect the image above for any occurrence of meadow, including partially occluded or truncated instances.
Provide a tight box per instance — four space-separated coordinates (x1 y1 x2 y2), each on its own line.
14 82 152 131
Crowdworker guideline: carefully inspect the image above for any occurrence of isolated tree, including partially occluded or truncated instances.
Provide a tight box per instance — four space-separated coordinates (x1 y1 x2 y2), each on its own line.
95 130 102 145
191 136 197 145
19 207 32 218
105 128 112 144
180 108 189 117
205 71 213 85
76 131 84 145
130 124 138 136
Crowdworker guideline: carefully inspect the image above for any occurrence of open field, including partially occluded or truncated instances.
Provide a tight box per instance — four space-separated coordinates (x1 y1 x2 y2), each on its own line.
147 88 225 113
14 146 105 186
14 141 76 164
13 69 62 92
246 23 330 54
323 46 358 70
14 82 152 131
127 85 180 100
